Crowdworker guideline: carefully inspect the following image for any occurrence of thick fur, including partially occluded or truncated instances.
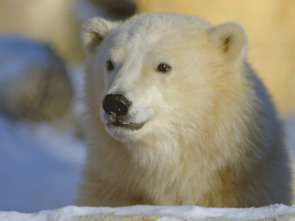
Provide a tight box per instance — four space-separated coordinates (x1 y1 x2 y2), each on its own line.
76 13 293 207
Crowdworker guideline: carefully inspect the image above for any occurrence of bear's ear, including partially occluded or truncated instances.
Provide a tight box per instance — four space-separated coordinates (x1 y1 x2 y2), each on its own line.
81 17 120 54
208 23 247 60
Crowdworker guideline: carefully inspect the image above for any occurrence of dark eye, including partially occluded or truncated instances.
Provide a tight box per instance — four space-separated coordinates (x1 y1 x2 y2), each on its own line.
106 60 114 71
157 63 171 73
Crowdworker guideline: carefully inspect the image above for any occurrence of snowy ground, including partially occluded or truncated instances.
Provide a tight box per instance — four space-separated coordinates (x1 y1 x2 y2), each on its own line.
1 204 295 221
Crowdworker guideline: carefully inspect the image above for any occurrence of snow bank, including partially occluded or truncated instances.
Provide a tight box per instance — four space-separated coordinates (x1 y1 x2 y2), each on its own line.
1 205 295 221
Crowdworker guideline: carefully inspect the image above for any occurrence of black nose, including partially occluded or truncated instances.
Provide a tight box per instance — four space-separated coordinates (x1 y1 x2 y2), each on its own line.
102 94 131 117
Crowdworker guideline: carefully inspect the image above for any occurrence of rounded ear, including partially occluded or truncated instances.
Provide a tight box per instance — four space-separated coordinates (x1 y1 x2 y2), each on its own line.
81 17 120 54
208 23 247 60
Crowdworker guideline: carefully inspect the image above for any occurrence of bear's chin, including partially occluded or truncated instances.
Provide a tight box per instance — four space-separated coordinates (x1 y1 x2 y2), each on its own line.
105 122 146 142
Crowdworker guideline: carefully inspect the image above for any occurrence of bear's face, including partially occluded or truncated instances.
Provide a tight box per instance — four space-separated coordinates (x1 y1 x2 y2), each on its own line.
82 13 247 143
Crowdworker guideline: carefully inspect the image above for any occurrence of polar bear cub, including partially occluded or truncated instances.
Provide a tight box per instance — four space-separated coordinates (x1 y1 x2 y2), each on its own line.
76 13 293 207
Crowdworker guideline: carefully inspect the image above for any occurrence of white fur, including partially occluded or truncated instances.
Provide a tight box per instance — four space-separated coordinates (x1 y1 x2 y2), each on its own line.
76 13 294 207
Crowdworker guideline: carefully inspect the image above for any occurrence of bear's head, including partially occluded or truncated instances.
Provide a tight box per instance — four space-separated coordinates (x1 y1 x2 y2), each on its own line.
82 13 248 143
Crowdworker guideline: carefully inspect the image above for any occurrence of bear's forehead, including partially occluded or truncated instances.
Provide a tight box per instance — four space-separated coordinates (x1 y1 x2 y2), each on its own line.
107 13 211 52
124 13 211 31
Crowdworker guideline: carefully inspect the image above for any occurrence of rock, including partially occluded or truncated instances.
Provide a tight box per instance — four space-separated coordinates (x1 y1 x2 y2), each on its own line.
0 35 74 124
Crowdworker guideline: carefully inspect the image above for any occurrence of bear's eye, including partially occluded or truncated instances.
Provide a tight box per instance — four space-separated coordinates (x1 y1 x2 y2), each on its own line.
157 63 171 73
106 60 115 71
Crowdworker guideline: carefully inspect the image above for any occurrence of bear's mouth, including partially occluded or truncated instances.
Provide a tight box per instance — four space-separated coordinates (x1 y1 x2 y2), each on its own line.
108 121 145 130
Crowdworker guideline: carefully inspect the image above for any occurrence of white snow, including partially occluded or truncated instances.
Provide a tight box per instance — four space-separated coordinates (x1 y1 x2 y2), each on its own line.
1 204 295 221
